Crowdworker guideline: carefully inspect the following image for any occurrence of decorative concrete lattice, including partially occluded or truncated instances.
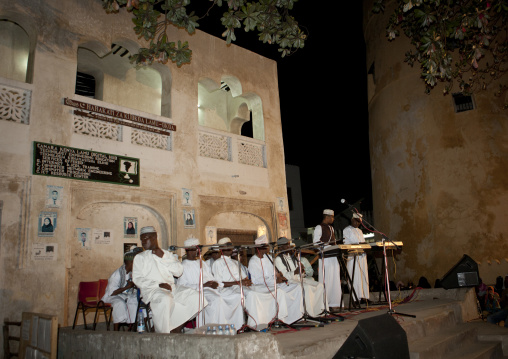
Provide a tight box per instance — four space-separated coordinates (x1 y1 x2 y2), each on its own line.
131 129 172 150
238 141 266 168
0 83 31 124
199 131 232 161
73 114 122 141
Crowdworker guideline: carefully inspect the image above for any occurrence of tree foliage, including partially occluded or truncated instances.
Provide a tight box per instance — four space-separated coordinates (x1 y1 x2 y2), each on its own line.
372 0 508 102
101 0 307 67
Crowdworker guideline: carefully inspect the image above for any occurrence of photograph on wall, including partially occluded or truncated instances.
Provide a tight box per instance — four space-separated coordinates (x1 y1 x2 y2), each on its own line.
93 228 112 245
205 226 217 245
277 197 285 212
76 228 91 250
38 212 57 237
181 188 192 206
31 243 58 261
278 212 288 229
45 185 63 208
183 209 195 229
124 217 138 238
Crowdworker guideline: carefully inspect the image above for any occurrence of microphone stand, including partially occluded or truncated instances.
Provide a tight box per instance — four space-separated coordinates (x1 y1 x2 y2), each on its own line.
234 245 258 334
342 201 415 318
288 246 325 327
311 242 345 322
267 243 297 331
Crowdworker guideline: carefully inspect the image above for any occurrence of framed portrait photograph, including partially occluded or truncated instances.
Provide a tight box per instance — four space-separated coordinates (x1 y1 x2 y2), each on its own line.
183 209 195 229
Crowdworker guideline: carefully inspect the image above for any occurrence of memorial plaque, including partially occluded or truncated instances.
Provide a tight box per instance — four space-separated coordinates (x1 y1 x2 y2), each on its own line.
33 142 140 186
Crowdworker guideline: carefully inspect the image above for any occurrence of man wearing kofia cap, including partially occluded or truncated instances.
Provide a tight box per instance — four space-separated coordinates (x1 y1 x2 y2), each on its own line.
132 226 203 333
313 209 342 311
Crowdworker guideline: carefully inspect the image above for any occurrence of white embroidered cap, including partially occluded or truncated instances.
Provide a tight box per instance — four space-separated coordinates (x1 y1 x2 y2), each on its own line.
218 237 232 245
140 226 156 235
255 235 268 245
184 237 200 247
323 209 334 216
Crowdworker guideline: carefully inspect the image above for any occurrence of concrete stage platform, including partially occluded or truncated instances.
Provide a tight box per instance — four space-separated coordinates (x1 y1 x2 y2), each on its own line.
58 288 508 359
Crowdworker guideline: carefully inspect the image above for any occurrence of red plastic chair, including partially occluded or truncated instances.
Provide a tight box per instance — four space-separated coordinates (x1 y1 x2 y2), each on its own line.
95 279 112 329
72 280 112 330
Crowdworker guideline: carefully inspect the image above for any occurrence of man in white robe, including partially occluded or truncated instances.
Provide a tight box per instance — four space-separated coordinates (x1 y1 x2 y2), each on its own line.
313 209 342 310
248 235 302 325
101 248 142 330
179 237 245 331
343 212 370 304
212 237 286 331
275 238 327 317
205 246 220 275
132 226 203 333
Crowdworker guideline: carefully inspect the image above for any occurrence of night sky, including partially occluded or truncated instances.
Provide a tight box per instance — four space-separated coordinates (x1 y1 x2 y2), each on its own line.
191 1 372 227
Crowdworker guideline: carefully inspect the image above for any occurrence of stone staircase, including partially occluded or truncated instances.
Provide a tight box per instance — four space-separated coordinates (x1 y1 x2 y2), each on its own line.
401 305 508 359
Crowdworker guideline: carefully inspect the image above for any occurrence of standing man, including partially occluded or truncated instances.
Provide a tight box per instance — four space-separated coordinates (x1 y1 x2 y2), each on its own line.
132 226 203 333
343 212 370 304
313 209 342 311
101 248 142 331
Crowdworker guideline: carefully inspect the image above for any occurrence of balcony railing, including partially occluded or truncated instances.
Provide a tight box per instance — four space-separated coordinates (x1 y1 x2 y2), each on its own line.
199 128 266 168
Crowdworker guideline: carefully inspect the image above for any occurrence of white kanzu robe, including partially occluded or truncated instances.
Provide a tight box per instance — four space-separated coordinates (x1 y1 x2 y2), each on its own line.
275 253 327 317
343 225 370 300
248 254 303 325
212 255 285 330
179 259 244 330
101 265 138 324
132 249 203 333
313 225 342 307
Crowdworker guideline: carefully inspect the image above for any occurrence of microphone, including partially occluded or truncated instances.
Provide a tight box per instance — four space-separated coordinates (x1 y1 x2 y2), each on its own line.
168 245 177 251
341 198 347 204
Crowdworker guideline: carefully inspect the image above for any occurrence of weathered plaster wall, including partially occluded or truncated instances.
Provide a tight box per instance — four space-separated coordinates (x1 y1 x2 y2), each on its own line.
364 0 508 286
0 0 290 342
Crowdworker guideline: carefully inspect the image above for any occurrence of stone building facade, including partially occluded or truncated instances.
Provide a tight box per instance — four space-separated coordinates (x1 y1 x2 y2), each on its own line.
0 0 290 335
364 0 508 286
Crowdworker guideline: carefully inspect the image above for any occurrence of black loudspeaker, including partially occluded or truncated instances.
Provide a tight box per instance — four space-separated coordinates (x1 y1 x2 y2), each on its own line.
440 254 479 289
333 314 410 359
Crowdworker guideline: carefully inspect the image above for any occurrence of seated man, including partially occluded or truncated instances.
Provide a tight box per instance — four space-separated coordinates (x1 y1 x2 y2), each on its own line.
248 235 303 325
177 237 232 329
275 237 326 317
132 226 204 333
101 248 143 331
185 237 249 331
205 246 221 275
487 275 508 327
212 237 287 330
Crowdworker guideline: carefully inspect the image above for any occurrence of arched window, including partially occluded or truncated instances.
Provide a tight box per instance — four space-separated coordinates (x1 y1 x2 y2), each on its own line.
0 20 30 83
75 40 171 117
198 76 264 141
